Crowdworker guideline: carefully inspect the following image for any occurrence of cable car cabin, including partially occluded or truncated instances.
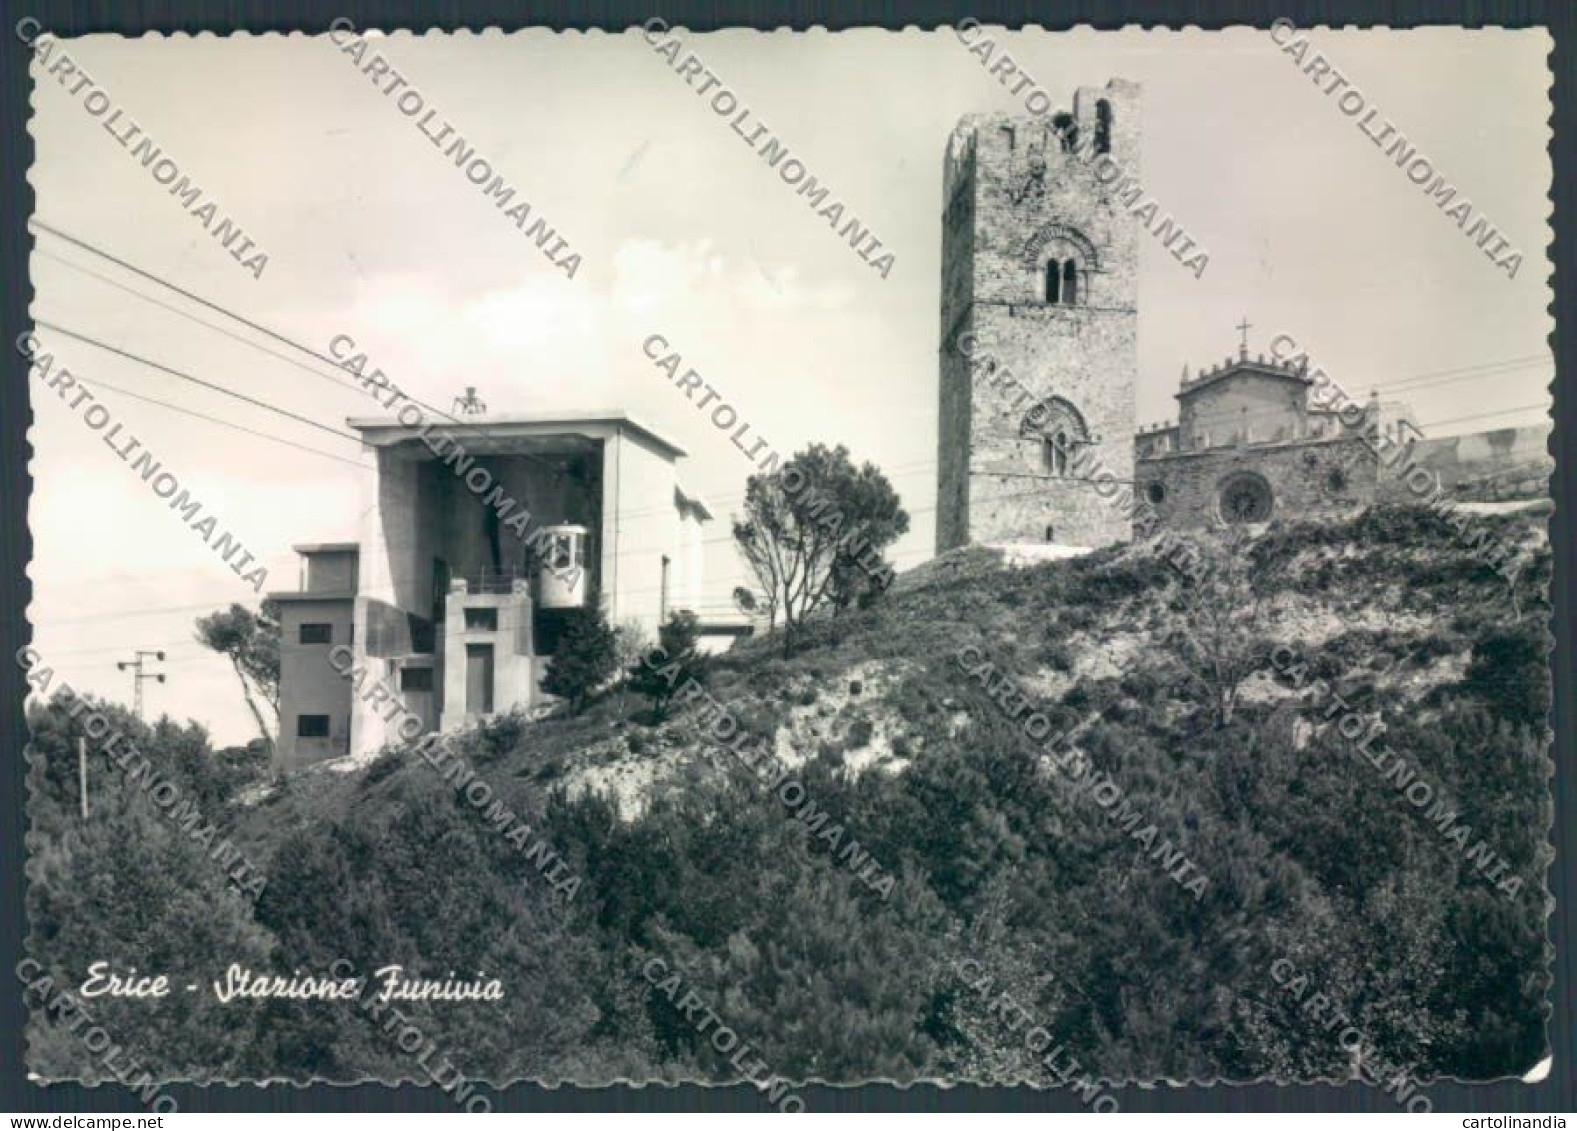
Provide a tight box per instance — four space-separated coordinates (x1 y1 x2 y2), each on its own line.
536 524 590 609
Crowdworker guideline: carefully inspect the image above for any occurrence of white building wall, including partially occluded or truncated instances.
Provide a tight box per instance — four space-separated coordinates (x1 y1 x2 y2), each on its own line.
603 429 684 635
356 451 433 611
675 506 707 616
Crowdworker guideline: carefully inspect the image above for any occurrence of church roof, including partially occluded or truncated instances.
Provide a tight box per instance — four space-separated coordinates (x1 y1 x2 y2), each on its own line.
1176 354 1312 400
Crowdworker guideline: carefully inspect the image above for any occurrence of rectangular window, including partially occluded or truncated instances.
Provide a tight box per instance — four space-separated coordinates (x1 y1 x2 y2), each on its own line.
296 714 330 738
299 623 332 644
400 667 434 692
464 607 498 632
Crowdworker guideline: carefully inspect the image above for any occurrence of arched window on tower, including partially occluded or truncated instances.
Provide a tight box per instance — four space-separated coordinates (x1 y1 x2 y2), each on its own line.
1030 227 1096 307
1021 397 1090 477
1095 99 1113 154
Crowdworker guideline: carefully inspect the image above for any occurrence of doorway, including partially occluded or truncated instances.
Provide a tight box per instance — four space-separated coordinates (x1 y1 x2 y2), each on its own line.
465 643 494 715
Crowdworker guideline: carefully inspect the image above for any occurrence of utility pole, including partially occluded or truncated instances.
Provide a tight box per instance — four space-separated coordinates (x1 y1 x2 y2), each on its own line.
77 736 88 819
116 650 166 719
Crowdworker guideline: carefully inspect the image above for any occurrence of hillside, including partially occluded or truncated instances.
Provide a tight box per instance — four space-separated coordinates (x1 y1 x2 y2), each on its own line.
26 505 1554 1092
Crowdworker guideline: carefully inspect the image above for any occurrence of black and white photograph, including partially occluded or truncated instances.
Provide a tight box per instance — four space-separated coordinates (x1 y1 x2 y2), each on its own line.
3 10 1567 1117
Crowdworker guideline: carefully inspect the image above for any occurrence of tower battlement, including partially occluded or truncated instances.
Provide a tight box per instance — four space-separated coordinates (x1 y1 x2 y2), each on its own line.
944 79 1142 203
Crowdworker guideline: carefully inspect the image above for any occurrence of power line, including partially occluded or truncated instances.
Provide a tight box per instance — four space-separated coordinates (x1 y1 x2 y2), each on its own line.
1372 362 1550 398
24 403 1549 633
33 319 367 445
1370 353 1550 389
1138 372 1551 438
1418 404 1548 431
30 637 203 659
27 224 1551 626
34 218 1553 504
66 373 367 468
32 219 383 395
48 220 1542 531
35 248 369 400
1138 356 1549 432
26 597 283 628
1373 365 1551 399
31 220 569 479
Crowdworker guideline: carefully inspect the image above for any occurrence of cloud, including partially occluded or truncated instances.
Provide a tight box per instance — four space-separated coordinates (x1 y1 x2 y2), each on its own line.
609 238 856 313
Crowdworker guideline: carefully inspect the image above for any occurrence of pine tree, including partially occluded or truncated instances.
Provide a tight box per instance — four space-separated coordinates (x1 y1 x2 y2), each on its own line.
542 606 619 714
629 611 707 722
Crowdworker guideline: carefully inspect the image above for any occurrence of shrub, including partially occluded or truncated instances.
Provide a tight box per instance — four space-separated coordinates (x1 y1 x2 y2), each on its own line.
1036 641 1074 671
476 708 531 762
360 748 403 787
1462 623 1549 727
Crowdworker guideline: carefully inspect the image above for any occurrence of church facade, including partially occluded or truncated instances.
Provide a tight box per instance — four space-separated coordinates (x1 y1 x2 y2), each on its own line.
1133 347 1420 532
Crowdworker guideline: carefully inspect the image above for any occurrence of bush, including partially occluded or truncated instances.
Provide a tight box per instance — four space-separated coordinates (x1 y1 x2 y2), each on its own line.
477 708 531 762
360 748 402 787
1462 623 1549 727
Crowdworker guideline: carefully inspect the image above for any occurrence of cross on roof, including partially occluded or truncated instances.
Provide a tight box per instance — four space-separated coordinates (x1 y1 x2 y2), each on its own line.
1236 316 1252 358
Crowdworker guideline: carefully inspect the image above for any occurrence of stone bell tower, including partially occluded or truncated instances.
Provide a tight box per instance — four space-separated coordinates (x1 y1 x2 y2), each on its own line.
936 79 1140 552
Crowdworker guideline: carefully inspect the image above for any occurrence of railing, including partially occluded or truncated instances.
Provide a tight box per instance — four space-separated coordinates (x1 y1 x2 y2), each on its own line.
455 567 527 595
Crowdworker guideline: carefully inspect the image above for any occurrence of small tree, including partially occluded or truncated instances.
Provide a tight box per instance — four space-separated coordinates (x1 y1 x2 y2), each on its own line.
542 606 619 715
610 618 652 712
1162 530 1283 728
732 443 909 654
195 601 280 752
629 611 706 722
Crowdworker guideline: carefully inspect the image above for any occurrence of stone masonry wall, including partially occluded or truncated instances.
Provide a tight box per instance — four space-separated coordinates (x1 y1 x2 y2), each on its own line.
937 79 1142 551
1379 425 1553 503
1180 369 1308 449
1136 435 1378 532
936 127 977 552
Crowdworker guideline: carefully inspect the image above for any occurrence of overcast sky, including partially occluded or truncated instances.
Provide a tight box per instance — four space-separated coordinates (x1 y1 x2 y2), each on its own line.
24 24 1552 744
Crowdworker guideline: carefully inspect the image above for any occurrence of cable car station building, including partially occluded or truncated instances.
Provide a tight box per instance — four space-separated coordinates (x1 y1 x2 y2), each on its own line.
271 410 711 773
